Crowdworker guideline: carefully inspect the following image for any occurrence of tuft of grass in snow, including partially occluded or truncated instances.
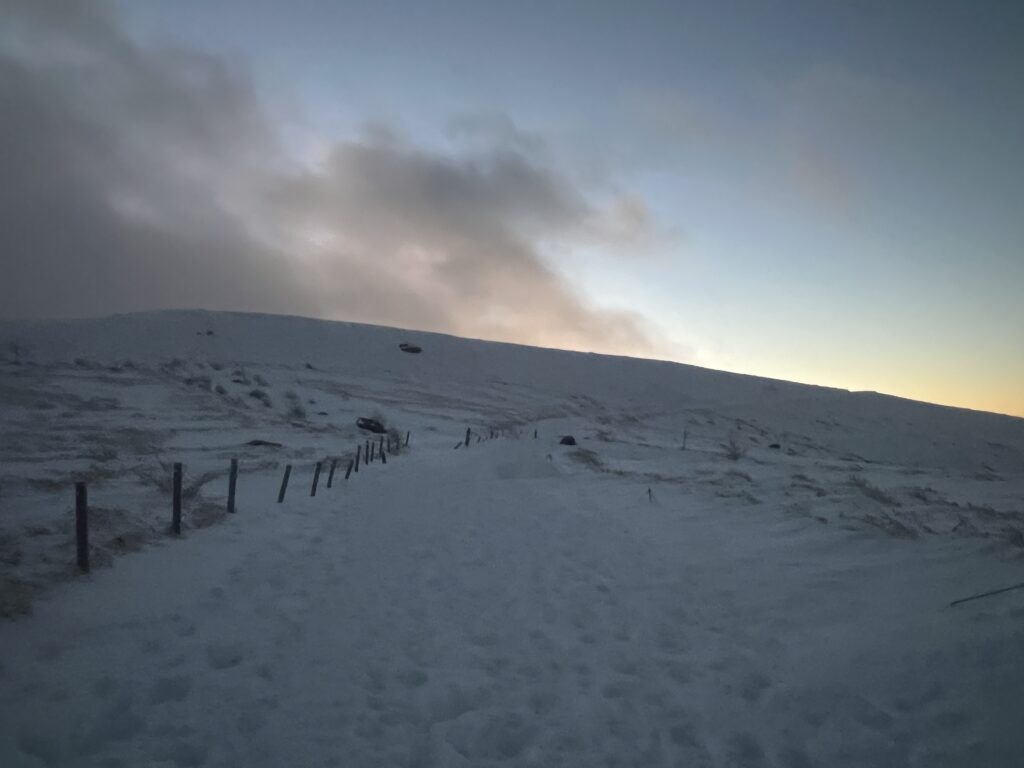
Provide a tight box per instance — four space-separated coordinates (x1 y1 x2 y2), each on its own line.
723 433 747 461
569 448 602 469
724 468 753 483
87 444 119 463
851 511 917 538
907 485 942 504
134 461 226 501
184 374 212 391
848 474 900 506
0 576 34 618
248 389 272 408
284 390 307 420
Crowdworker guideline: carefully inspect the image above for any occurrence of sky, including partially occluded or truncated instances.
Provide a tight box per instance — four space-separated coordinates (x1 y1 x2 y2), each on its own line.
1 0 1022 417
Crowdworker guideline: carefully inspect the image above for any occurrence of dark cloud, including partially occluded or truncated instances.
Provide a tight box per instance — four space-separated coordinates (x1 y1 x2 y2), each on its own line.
0 0 662 357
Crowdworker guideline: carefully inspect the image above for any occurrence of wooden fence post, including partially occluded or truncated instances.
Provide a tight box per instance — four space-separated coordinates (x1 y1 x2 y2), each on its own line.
405 431 410 447
381 445 387 464
465 427 471 447
345 459 354 480
227 458 238 514
277 464 292 503
378 435 384 458
75 482 89 573
355 445 361 472
172 462 183 535
311 461 322 496
327 458 337 488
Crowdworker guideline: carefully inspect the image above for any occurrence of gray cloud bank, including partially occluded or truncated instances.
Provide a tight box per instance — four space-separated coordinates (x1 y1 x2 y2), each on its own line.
0 0 663 357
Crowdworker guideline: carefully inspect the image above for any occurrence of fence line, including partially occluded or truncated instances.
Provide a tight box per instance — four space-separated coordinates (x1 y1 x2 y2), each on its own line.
68 424 531 578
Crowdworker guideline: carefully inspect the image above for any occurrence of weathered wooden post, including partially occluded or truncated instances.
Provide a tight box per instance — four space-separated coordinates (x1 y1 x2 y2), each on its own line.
534 429 538 439
405 431 410 447
344 459 354 480
227 458 238 514
355 445 361 472
327 458 337 488
75 482 89 573
310 461 322 496
277 464 292 503
378 435 384 458
465 427 471 447
381 445 387 464
172 462 183 535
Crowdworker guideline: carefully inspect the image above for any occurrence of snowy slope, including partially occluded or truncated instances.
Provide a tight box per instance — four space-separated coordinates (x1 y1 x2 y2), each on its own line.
1 310 1023 766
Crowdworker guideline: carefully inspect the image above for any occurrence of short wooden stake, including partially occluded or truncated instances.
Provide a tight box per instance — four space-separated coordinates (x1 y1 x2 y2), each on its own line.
311 461 322 497
381 446 387 464
75 482 89 573
378 435 384 458
405 431 410 447
172 462 183 535
344 459 354 480
327 458 337 488
355 445 361 472
227 458 238 514
465 427 471 447
277 464 292 503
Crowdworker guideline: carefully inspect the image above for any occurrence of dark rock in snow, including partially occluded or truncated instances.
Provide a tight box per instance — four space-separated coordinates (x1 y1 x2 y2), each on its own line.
769 443 781 450
399 343 422 354
357 417 386 434
559 435 577 446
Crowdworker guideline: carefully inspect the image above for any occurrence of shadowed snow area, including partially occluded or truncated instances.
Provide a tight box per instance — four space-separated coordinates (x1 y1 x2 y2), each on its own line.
1 310 1023 766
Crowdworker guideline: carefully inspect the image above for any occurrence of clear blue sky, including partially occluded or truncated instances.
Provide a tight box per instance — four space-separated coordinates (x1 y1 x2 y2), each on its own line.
115 1 1024 415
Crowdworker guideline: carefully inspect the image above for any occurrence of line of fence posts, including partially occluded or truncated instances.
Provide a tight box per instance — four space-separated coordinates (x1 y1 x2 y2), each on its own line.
71 429 422 573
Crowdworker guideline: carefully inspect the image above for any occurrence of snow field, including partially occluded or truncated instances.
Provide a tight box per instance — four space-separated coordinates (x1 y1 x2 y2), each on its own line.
1 310 1023 766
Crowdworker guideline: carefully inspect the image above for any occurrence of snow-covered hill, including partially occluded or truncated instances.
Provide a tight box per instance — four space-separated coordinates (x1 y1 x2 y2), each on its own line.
1 310 1022 766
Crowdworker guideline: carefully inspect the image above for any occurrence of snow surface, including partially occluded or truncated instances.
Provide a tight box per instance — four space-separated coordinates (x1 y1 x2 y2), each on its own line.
1 309 1022 766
